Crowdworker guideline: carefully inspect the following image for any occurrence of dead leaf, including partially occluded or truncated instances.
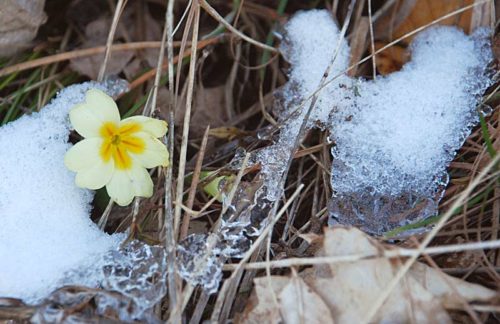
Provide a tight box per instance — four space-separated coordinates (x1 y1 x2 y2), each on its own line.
372 0 480 74
176 85 230 138
373 41 408 75
238 275 334 324
279 275 334 324
69 17 134 79
237 276 288 324
394 0 474 44
69 6 162 79
469 0 493 31
373 0 417 41
0 0 47 57
348 17 369 76
241 228 497 324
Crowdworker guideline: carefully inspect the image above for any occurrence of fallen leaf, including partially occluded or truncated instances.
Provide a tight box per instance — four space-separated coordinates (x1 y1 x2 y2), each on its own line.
373 41 408 75
176 85 230 138
238 277 288 324
371 0 480 74
393 0 474 44
0 0 47 57
69 6 162 79
209 127 251 141
69 17 134 79
241 227 498 324
279 275 334 324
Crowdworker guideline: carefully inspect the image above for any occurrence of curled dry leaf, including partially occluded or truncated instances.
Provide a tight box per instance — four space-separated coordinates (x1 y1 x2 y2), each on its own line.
240 228 497 324
0 0 47 57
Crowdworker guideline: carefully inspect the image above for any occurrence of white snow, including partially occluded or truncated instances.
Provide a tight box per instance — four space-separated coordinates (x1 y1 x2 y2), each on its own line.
256 10 352 201
331 26 492 197
256 10 492 233
0 82 125 301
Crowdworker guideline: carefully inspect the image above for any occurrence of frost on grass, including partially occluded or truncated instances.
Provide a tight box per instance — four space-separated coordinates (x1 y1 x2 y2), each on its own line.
0 80 167 318
258 10 492 234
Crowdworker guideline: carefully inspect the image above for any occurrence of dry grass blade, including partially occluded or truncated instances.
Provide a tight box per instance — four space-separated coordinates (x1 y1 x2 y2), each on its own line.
97 0 127 82
199 0 277 53
173 0 201 239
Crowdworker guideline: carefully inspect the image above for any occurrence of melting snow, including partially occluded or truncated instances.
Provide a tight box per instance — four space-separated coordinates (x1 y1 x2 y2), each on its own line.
0 80 167 316
259 10 493 234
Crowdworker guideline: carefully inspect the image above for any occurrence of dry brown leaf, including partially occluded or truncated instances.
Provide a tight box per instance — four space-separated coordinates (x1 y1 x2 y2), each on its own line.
373 41 408 75
394 0 474 44
69 17 134 79
238 275 334 324
241 228 497 324
279 275 334 324
372 0 485 74
238 276 288 324
0 0 47 57
69 6 162 79
176 85 230 138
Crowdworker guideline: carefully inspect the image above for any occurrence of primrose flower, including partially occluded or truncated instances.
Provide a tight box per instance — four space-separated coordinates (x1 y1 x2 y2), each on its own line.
64 89 169 206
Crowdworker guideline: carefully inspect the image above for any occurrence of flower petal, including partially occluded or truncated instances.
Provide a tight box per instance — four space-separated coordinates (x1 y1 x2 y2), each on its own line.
121 116 167 138
106 164 153 206
128 164 154 198
69 89 120 138
131 132 169 168
64 138 103 172
106 171 134 206
86 89 121 124
74 159 114 190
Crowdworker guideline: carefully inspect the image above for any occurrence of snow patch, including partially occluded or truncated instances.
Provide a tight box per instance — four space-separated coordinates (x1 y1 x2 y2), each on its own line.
259 10 492 234
0 80 166 308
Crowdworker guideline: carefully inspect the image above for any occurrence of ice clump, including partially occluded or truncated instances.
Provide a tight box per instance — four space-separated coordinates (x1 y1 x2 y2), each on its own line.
261 10 492 234
256 9 352 202
177 220 251 293
329 27 492 234
0 81 133 302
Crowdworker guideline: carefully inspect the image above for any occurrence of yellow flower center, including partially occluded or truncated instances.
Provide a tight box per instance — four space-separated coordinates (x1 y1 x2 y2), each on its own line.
99 122 145 170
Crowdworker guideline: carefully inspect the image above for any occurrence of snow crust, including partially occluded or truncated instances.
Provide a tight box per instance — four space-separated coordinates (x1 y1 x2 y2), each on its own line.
0 82 124 301
257 10 492 233
332 27 492 197
256 9 352 201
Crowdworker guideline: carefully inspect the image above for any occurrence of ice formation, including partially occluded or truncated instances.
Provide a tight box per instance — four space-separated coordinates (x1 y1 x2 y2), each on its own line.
256 9 352 202
258 10 493 234
330 27 492 233
0 80 167 316
176 9 493 294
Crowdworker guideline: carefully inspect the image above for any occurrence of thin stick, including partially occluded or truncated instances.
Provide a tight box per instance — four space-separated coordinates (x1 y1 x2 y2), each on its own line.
0 42 185 78
128 37 220 91
180 126 210 239
210 184 305 322
98 0 127 82
174 0 200 239
223 238 500 271
368 0 377 79
163 0 180 320
199 0 277 53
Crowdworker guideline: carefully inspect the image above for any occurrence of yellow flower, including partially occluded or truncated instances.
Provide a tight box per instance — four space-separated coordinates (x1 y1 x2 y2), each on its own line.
64 89 169 206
